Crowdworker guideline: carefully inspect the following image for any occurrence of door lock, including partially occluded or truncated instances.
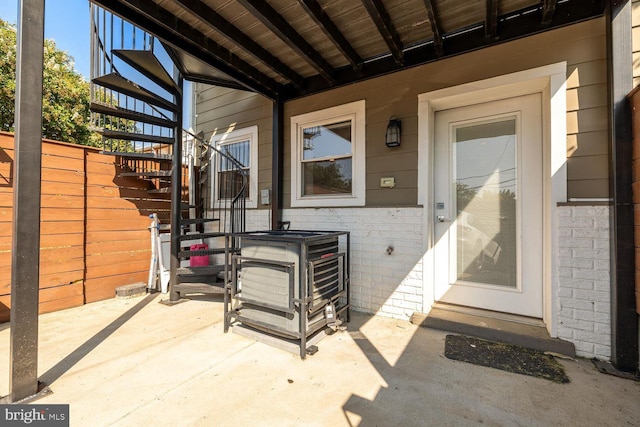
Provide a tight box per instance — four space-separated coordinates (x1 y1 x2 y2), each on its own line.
437 215 449 223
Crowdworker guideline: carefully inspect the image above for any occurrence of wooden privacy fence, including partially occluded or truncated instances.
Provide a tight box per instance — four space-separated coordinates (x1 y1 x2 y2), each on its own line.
0 132 171 322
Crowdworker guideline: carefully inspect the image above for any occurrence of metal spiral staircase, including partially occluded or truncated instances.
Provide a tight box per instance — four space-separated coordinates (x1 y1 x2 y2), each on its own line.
89 4 246 301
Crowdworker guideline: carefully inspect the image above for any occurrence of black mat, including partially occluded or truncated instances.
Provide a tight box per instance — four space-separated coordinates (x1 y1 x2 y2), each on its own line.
444 334 570 383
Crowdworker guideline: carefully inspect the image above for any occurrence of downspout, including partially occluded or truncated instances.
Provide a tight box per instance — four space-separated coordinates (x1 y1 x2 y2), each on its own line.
607 0 638 372
169 75 184 302
271 99 284 230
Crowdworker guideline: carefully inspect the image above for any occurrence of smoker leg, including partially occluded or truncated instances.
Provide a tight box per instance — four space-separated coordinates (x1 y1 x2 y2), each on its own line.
300 303 307 360
223 285 229 333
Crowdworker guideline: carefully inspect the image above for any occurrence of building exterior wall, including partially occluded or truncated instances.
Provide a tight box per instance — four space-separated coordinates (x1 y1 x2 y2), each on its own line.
241 205 613 360
240 207 425 317
632 0 640 87
557 205 611 360
281 207 424 317
195 18 612 360
282 18 608 205
193 85 273 211
195 19 610 209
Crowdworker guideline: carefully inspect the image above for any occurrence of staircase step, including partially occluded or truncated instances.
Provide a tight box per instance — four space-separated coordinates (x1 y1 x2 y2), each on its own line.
90 102 176 128
102 151 172 161
173 282 225 295
97 129 175 145
178 232 225 241
147 187 174 194
92 73 178 113
112 49 179 94
177 266 225 276
119 170 172 178
177 274 220 284
179 248 225 258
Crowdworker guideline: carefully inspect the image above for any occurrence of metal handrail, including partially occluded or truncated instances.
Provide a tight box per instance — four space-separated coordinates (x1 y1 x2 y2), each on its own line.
183 129 248 235
91 4 249 237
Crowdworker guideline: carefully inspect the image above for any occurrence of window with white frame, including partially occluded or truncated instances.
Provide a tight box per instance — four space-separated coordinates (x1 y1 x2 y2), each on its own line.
210 125 258 209
290 100 366 207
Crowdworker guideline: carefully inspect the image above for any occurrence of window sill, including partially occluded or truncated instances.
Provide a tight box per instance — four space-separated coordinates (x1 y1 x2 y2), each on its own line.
290 195 365 208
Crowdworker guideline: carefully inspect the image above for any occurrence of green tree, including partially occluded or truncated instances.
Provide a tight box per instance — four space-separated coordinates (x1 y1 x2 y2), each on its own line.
0 18 99 146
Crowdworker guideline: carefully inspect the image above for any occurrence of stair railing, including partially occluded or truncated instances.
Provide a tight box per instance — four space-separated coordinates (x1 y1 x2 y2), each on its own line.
90 3 175 156
182 129 248 236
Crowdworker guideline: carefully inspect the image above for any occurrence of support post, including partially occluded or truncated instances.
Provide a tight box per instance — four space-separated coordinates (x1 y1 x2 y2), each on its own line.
169 76 184 302
607 0 638 371
8 0 45 402
271 100 284 230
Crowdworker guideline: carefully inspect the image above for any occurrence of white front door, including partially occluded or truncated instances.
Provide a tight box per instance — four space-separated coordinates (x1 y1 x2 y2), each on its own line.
433 93 543 318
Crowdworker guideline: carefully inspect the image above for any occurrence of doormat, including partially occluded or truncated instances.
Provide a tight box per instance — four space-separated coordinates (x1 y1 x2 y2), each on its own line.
444 334 570 383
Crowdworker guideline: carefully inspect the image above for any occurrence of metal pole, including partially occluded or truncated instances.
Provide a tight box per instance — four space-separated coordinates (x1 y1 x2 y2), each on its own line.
169 75 183 302
607 0 638 372
271 100 283 230
8 0 45 402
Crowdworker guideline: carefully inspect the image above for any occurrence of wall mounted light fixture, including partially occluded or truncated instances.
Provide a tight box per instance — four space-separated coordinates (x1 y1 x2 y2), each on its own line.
385 117 401 147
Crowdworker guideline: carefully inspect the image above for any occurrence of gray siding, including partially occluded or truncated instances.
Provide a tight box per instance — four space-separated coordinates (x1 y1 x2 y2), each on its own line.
195 18 609 208
194 85 273 210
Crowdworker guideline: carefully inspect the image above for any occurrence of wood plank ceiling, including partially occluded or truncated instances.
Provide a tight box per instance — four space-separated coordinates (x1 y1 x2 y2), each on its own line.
91 0 605 101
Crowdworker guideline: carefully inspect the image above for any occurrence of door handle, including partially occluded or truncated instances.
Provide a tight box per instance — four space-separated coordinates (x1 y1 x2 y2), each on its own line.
437 215 450 223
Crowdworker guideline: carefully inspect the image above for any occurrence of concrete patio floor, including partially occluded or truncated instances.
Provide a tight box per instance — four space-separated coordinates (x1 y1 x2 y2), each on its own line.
1 293 639 426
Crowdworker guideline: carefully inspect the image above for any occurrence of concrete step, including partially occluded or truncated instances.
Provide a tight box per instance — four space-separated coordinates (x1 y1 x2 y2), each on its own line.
411 305 576 358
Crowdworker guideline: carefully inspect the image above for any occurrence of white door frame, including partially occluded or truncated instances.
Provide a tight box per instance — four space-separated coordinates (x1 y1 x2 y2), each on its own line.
417 62 567 336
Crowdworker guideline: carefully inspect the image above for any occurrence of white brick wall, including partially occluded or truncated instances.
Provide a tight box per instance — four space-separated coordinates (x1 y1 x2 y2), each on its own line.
246 209 270 231
229 205 613 360
283 207 424 319
556 205 611 360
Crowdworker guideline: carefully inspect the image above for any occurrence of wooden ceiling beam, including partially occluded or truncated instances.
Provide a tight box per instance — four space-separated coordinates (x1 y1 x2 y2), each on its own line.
185 75 247 91
92 0 281 99
297 0 363 72
361 0 404 64
174 0 304 89
422 0 443 56
283 0 604 100
542 0 558 25
236 0 335 84
486 0 499 38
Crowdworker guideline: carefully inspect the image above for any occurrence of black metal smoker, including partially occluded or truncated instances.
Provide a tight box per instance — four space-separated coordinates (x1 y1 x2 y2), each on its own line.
223 230 350 358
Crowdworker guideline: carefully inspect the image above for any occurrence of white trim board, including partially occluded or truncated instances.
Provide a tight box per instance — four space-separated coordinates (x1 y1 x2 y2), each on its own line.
290 100 366 207
210 125 259 209
417 62 567 336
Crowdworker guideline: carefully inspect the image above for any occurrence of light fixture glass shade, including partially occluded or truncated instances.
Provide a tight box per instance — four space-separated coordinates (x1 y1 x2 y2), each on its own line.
385 118 401 147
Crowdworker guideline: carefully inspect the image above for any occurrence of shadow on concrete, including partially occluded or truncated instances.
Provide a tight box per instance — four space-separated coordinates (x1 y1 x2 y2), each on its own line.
338 313 639 426
340 314 440 426
340 314 505 425
39 293 158 386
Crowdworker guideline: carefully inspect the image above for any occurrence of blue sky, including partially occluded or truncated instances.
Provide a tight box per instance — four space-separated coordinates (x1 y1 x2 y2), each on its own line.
0 0 193 127
0 0 91 78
